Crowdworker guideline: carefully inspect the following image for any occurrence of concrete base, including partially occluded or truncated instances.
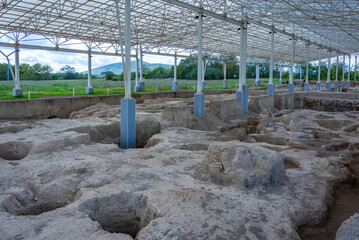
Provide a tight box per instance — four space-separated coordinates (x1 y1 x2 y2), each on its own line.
236 85 248 114
222 81 227 89
85 87 94 94
316 82 321 91
334 81 339 87
194 93 205 117
278 80 282 85
12 89 23 97
304 83 310 92
288 83 295 94
137 82 145 92
341 81 345 86
347 81 351 87
172 81 178 91
326 82 331 91
201 81 206 91
267 84 274 97
255 81 260 86
120 98 136 149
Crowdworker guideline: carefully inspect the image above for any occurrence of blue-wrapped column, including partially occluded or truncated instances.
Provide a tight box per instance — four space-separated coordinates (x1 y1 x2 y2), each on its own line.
12 89 23 97
86 87 94 94
194 93 205 117
326 82 331 91
236 85 248 113
316 82 321 91
267 84 274 97
137 81 145 91
347 81 351 87
222 81 227 89
334 81 339 87
201 81 206 91
172 81 178 91
304 82 310 92
120 98 136 149
288 83 295 94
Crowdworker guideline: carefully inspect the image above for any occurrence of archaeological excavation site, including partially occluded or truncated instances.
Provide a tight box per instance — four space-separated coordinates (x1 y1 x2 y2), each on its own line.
1 0 359 239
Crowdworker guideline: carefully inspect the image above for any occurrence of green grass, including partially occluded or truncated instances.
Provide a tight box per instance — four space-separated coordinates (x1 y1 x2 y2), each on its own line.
0 78 289 99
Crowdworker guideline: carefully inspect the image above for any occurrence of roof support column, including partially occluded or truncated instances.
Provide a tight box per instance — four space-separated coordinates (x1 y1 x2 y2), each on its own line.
325 51 331 91
222 61 227 88
347 54 351 87
120 0 136 149
255 64 260 86
316 48 321 91
342 55 345 83
135 49 139 86
194 11 205 117
172 54 178 91
304 42 310 92
86 52 94 94
279 68 282 85
334 55 339 90
201 59 206 90
12 42 23 97
354 56 357 82
236 21 248 113
267 30 275 97
299 65 302 80
137 47 145 91
288 37 295 94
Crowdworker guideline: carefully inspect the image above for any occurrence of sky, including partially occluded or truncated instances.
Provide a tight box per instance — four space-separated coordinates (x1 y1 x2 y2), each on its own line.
0 47 177 73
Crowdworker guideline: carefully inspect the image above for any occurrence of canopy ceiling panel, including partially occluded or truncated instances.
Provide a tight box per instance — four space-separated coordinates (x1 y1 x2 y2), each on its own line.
0 0 357 63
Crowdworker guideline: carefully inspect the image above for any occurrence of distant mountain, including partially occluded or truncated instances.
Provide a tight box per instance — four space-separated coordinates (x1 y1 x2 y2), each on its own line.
83 61 172 75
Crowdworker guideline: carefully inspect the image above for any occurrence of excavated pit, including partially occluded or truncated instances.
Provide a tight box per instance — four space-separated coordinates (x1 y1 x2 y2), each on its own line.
1 184 79 216
78 192 159 239
0 141 32 160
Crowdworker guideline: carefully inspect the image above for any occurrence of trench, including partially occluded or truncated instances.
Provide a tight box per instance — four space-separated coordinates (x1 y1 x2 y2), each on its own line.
296 141 359 240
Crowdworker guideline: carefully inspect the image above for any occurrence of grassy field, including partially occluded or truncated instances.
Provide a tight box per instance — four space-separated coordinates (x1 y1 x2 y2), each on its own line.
0 78 287 99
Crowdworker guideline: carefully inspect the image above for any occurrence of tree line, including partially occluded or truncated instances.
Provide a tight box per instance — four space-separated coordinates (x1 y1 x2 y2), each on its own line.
0 63 97 81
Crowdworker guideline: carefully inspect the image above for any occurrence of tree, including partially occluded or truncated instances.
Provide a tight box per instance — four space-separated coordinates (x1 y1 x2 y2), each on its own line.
105 71 116 80
60 65 76 79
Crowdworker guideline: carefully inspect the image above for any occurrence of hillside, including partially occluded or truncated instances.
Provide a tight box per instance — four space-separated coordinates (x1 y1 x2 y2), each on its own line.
83 61 172 75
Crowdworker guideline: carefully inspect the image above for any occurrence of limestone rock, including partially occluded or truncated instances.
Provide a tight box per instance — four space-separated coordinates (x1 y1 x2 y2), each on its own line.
69 103 120 119
336 213 359 240
203 142 286 188
288 120 304 132
256 109 275 133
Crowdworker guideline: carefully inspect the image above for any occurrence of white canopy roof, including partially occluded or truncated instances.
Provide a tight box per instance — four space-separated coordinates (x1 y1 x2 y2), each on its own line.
0 0 358 63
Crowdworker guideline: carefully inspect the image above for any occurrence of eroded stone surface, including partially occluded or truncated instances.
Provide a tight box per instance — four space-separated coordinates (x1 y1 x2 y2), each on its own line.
0 96 358 240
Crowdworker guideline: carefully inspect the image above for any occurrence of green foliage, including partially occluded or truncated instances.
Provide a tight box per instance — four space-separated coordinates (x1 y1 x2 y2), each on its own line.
105 71 116 80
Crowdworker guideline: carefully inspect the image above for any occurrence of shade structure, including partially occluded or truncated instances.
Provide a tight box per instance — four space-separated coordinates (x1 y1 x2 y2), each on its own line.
0 0 358 62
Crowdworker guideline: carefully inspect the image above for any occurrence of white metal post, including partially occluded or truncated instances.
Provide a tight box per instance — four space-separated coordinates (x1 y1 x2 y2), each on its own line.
239 21 247 91
202 59 205 82
279 68 282 82
223 61 227 81
196 13 203 94
269 31 274 85
88 52 92 88
14 43 20 89
335 55 339 82
342 55 345 81
124 0 131 99
355 56 357 82
289 38 295 84
305 43 309 83
256 64 259 83
174 55 177 82
348 54 351 81
327 51 331 83
300 65 302 80
317 49 321 83
140 47 143 82
135 48 139 86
